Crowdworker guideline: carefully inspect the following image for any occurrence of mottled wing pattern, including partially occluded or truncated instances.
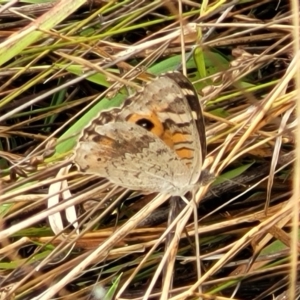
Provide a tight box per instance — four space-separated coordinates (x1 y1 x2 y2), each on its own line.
75 122 190 194
74 72 206 195
164 72 206 170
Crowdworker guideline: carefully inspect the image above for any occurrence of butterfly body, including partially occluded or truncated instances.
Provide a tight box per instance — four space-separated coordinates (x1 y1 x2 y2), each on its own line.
74 72 206 196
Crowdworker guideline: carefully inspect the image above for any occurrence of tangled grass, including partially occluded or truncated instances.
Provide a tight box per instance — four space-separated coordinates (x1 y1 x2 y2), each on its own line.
0 0 298 299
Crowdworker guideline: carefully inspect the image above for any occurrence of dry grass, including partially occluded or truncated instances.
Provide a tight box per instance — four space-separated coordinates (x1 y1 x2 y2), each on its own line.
0 0 298 299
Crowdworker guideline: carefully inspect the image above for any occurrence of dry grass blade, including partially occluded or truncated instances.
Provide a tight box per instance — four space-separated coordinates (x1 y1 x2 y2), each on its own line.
0 1 298 300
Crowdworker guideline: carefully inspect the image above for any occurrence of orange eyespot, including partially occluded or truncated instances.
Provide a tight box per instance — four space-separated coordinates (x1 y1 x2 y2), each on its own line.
127 113 164 137
136 118 154 131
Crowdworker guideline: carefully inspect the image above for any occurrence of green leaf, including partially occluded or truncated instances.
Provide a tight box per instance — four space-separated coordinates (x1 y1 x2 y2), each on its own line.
213 163 254 185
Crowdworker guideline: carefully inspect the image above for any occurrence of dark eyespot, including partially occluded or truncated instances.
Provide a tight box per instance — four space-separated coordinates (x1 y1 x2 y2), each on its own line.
136 118 154 131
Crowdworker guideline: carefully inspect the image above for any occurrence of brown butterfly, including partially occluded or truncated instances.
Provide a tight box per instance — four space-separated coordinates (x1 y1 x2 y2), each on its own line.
74 72 206 196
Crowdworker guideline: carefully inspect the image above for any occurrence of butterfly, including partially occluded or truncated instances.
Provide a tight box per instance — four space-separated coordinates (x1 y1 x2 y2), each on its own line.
74 72 206 197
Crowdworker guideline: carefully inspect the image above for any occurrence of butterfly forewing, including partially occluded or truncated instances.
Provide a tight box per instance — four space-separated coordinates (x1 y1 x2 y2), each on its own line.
164 72 206 160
